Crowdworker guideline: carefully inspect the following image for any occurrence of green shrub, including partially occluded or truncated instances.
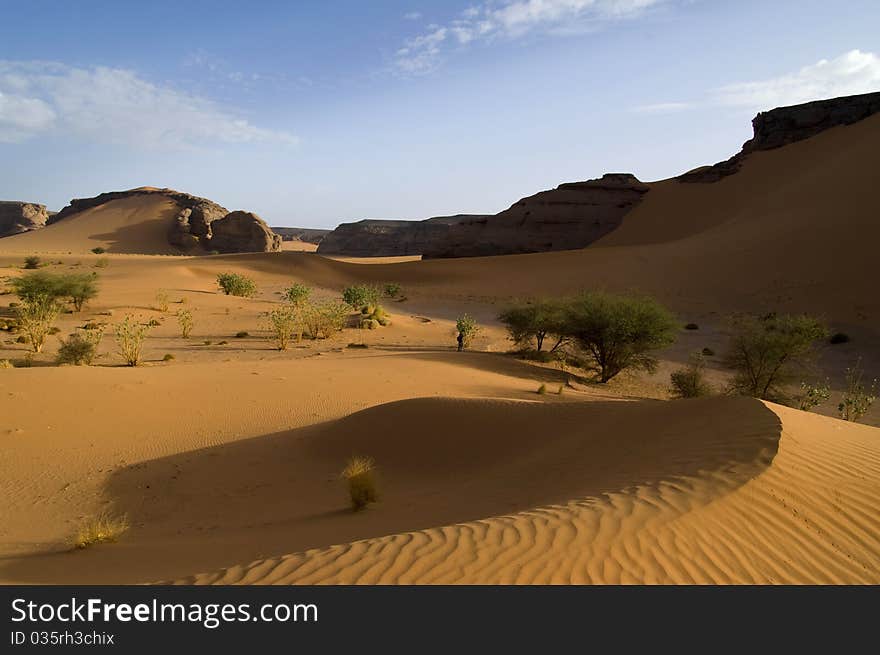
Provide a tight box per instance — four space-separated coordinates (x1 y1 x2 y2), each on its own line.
115 315 150 366
177 309 194 338
303 300 349 339
341 456 378 511
829 332 850 345
217 272 257 297
11 271 98 311
14 294 62 353
498 299 569 352
23 255 41 269
155 289 170 313
342 284 381 311
838 359 877 423
796 380 830 412
147 318 161 327
90 247 106 255
724 313 828 402
537 383 547 395
455 314 480 349
235 331 249 338
670 353 713 398
283 283 311 306
564 292 678 383
383 282 402 298
267 305 302 350
56 329 103 366
163 353 175 361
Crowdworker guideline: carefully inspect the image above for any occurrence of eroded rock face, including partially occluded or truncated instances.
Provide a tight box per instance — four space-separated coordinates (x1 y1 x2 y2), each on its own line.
51 187 282 253
316 215 484 257
678 91 880 183
0 201 50 237
422 174 650 259
272 227 331 244
209 211 282 253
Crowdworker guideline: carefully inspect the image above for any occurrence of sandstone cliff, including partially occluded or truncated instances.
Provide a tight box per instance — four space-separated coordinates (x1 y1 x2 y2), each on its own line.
272 227 330 244
317 215 485 257
0 201 50 237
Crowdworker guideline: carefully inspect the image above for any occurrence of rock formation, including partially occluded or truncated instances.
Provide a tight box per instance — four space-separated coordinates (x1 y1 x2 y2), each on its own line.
272 227 331 244
422 174 649 259
316 215 485 257
0 201 50 237
50 187 281 253
678 91 880 183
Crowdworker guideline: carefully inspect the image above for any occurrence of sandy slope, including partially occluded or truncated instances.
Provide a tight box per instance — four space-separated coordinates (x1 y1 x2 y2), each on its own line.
173 399 880 585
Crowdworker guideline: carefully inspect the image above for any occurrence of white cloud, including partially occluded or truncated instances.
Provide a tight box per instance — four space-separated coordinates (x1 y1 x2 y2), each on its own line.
394 0 668 74
714 50 880 110
632 101 691 114
0 60 297 148
404 11 422 21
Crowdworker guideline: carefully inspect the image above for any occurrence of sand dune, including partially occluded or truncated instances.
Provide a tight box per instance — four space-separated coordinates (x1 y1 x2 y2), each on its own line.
173 399 880 585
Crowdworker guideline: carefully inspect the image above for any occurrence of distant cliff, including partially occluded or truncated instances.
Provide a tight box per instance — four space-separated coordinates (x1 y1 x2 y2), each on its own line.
317 215 486 257
678 91 880 182
0 201 50 238
272 227 330 244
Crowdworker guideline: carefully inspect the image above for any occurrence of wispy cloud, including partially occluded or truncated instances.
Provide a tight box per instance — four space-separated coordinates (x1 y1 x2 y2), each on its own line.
403 11 422 21
394 0 670 75
0 60 298 148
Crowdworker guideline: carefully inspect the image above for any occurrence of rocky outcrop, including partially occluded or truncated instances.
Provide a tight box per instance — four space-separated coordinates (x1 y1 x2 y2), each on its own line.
678 91 880 183
51 187 282 253
317 215 485 257
422 174 649 259
272 227 330 244
209 211 282 253
0 201 50 237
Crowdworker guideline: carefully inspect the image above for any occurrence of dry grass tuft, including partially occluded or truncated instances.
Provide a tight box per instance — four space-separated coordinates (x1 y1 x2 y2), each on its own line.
341 455 379 511
73 513 129 550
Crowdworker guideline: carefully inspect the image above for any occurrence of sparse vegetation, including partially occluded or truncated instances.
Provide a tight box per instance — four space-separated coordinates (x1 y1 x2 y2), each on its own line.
93 257 109 268
56 328 104 365
90 247 106 255
23 255 41 269
115 315 150 366
11 271 99 312
564 292 678 383
724 313 828 402
303 300 349 339
383 282 402 298
796 380 830 412
342 284 381 312
0 359 12 369
235 331 249 338
14 294 62 353
155 289 170 312
267 304 302 350
838 359 877 423
217 272 257 297
829 332 850 345
537 383 547 395
455 314 480 350
670 353 713 398
163 353 175 361
283 283 311 306
498 299 569 352
73 513 129 549
177 309 194 338
341 455 378 511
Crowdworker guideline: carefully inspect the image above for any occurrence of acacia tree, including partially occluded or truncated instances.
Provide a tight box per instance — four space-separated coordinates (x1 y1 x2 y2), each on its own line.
498 299 569 352
724 313 828 402
563 292 678 383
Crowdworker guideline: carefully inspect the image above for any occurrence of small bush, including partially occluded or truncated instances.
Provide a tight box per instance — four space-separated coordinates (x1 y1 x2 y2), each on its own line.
203 340 212 346
383 282 402 298
499 299 569 353
56 329 103 366
342 285 381 312
155 289 170 313
838 359 877 423
267 305 302 350
23 255 41 269
796 380 830 412
177 309 194 338
147 318 161 327
557 384 565 395
701 347 715 357
347 343 369 349
670 353 713 398
93 257 109 268
115 315 150 366
73 513 129 549
829 332 850 345
537 383 547 395
217 272 257 297
0 359 12 369
235 331 249 338
303 300 349 339
360 304 390 329
456 314 480 350
341 456 378 511
14 294 62 353
684 323 699 330
163 353 175 361
90 247 106 255
283 283 311 306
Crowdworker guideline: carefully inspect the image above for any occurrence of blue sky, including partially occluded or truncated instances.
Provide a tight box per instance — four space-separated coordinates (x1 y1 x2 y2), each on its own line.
1 0 878 227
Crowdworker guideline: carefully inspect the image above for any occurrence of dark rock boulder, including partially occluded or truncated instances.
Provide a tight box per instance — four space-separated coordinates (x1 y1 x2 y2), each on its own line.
678 91 880 183
0 201 50 237
209 211 282 253
317 215 484 257
422 174 649 259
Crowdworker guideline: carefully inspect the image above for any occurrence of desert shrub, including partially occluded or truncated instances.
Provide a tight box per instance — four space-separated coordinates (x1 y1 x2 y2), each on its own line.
347 343 369 349
383 282 402 298
115 315 150 366
455 314 480 349
838 359 877 423
12 271 98 311
0 359 12 369
217 272 257 297
537 383 547 395
267 304 302 350
359 304 390 329
342 284 381 312
14 294 62 353
235 331 249 338
56 328 103 365
498 299 569 352
93 257 109 268
177 309 194 338
829 332 850 345
283 283 311 306
23 255 41 269
557 384 565 395
90 247 106 254
163 353 175 361
563 292 678 383
73 512 129 549
63 273 99 311
341 456 378 511
670 353 713 398
796 380 830 412
147 318 161 327
155 289 170 312
303 300 349 339
702 347 715 357
724 313 828 402
684 323 699 330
